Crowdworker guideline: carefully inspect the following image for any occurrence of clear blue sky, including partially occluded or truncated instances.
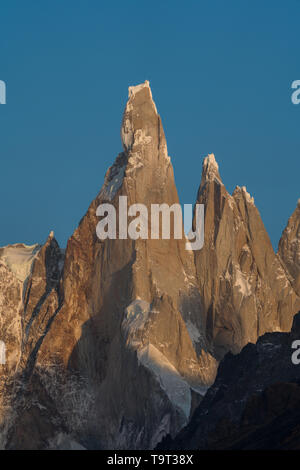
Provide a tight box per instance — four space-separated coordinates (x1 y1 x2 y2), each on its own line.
0 0 299 249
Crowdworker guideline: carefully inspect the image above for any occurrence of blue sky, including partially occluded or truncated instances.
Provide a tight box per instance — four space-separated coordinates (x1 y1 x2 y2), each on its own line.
0 0 299 249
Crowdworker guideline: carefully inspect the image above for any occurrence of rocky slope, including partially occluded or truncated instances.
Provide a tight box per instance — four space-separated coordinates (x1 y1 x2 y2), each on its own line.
158 312 300 450
0 81 299 450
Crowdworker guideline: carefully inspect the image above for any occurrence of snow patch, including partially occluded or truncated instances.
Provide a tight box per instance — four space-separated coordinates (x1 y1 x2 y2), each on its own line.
128 81 150 98
128 80 158 114
186 320 201 345
241 186 254 205
0 244 40 282
203 154 222 184
122 300 151 339
134 128 152 147
234 266 251 297
137 344 191 419
121 117 134 151
190 384 209 396
228 196 235 210
204 153 218 170
48 433 86 450
127 153 144 172
100 165 126 201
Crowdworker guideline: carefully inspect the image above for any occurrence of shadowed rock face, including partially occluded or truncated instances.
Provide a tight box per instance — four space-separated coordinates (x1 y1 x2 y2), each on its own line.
0 82 299 450
158 312 300 450
193 155 300 360
278 201 300 296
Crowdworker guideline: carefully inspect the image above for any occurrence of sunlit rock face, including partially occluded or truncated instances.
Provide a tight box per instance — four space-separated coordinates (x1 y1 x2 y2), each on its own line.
0 82 299 450
193 154 300 360
0 82 217 450
278 200 300 296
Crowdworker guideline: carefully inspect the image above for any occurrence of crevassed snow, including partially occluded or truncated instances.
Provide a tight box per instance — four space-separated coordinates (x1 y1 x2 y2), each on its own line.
122 300 151 337
186 320 201 345
0 244 40 282
137 344 191 419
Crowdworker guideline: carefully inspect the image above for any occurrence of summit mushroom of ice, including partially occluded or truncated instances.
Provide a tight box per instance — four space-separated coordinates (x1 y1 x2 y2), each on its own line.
121 80 158 152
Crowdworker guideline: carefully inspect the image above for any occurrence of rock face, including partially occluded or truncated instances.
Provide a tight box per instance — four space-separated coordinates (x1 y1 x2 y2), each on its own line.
0 81 299 450
36 80 217 450
158 312 300 450
278 200 300 296
0 81 216 450
193 154 300 359
0 237 65 449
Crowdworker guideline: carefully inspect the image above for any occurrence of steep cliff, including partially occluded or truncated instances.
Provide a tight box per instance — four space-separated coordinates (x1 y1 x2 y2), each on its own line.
1 82 217 450
193 154 300 359
278 200 300 296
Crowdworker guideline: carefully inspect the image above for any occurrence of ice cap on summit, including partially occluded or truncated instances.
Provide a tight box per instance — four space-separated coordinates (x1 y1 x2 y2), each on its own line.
203 154 219 171
241 186 254 205
121 81 158 152
128 80 150 98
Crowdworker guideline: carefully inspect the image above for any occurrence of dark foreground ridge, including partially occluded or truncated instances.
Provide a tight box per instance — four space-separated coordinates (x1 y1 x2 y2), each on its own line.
158 312 300 450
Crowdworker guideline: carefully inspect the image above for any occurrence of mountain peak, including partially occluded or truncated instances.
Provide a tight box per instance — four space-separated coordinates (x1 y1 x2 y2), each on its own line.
202 153 222 183
233 185 255 205
128 80 153 101
241 186 254 204
121 81 161 153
